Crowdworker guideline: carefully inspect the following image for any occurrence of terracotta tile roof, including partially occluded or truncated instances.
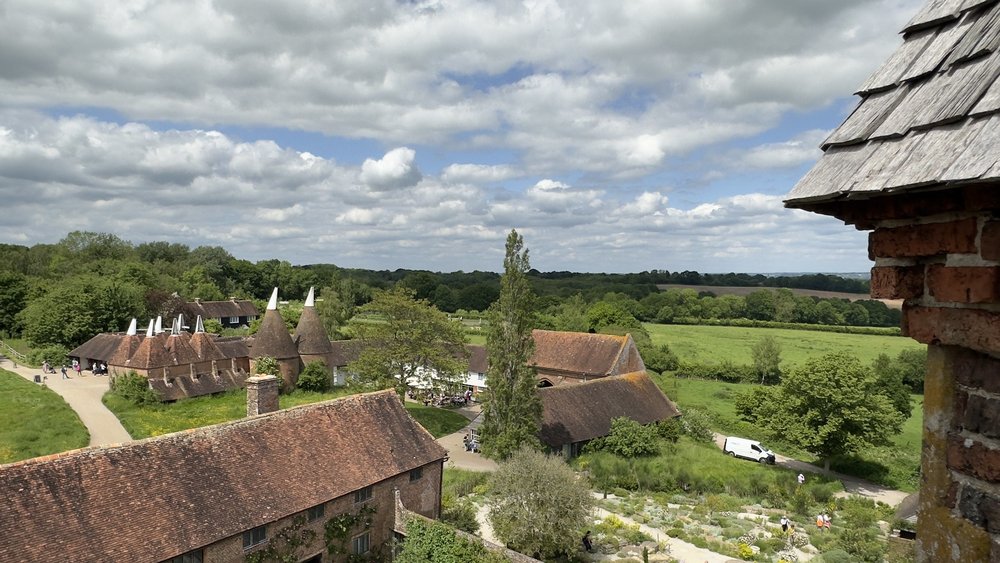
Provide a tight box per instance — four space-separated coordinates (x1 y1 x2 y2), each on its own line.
188 331 228 361
538 371 680 448
69 333 126 362
149 370 250 401
0 390 447 563
181 299 258 320
250 309 299 359
786 0 1000 209
108 333 143 366
214 336 251 359
530 329 638 377
294 306 334 355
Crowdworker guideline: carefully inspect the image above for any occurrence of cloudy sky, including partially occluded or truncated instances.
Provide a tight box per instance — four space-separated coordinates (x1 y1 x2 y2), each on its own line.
0 0 924 273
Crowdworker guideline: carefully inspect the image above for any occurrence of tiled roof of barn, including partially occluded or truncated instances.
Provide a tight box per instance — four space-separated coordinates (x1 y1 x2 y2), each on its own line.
538 371 680 449
467 344 488 373
189 330 228 362
180 299 258 320
250 308 299 359
294 306 334 355
69 333 125 362
214 336 250 359
108 333 143 366
0 390 447 563
529 329 634 376
786 0 1000 210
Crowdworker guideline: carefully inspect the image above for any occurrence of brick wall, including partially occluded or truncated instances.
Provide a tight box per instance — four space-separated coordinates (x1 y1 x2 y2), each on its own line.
864 209 1000 561
199 460 442 563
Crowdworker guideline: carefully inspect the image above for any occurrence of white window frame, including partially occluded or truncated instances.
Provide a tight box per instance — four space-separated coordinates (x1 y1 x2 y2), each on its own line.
351 532 370 555
242 525 266 549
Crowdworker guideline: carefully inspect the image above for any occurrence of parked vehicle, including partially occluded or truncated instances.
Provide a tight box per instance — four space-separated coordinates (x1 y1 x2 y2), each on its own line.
723 436 776 464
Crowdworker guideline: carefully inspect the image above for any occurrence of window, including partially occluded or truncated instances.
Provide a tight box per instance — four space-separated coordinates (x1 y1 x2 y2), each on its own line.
307 503 325 522
352 532 370 555
229 316 239 324
409 467 423 482
354 485 373 503
477 372 485 381
242 525 266 549
163 550 204 563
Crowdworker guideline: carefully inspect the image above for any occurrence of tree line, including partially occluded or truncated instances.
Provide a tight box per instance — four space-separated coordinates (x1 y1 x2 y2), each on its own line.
0 231 885 353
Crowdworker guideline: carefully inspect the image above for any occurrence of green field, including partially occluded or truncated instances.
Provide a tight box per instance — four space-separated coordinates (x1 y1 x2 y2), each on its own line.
645 323 923 368
655 374 923 491
0 369 90 463
104 386 468 440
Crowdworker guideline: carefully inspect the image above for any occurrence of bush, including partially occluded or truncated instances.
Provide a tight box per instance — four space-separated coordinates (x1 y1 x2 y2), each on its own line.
109 371 160 405
27 345 69 368
678 408 714 443
600 417 659 457
818 549 854 563
296 361 330 392
657 418 682 442
441 494 479 534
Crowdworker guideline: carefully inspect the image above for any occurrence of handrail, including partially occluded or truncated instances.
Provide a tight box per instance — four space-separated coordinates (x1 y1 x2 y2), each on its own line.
0 340 27 363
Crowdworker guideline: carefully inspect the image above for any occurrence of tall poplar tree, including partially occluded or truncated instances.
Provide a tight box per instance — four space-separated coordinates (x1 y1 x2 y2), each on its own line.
479 230 542 460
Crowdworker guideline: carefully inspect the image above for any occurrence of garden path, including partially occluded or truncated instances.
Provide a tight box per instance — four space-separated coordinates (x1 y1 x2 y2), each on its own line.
433 402 499 472
0 357 132 447
712 433 909 507
591 495 737 563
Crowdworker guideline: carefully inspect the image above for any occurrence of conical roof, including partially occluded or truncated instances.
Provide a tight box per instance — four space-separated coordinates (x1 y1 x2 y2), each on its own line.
189 315 227 361
295 287 334 355
109 318 143 366
251 288 299 360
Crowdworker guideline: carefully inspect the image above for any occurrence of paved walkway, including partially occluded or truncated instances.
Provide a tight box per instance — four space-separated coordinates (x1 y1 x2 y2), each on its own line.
428 401 499 472
0 358 133 447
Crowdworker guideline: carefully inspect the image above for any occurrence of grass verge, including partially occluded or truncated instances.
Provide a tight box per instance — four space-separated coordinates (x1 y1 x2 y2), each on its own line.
104 385 468 439
0 368 89 463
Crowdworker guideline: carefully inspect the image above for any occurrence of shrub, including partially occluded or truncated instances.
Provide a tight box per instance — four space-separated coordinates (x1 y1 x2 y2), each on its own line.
657 418 682 442
601 417 659 457
296 361 330 392
109 371 160 405
441 494 479 534
27 345 69 368
678 408 714 443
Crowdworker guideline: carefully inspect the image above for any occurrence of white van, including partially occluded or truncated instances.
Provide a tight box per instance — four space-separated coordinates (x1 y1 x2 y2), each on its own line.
723 436 776 464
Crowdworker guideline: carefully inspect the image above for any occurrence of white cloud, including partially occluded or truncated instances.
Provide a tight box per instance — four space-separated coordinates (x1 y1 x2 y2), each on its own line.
441 163 519 183
359 147 422 191
737 129 829 170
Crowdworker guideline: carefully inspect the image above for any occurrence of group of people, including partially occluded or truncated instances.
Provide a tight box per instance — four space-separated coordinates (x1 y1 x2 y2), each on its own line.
462 433 480 453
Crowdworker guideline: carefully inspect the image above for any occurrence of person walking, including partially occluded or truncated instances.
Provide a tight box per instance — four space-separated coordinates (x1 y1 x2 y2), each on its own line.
61 365 68 379
780 515 789 534
797 473 805 487
582 530 593 553
823 513 832 531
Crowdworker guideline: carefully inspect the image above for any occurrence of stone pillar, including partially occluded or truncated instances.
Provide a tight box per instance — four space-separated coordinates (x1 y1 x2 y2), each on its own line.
869 211 1000 561
246 375 279 416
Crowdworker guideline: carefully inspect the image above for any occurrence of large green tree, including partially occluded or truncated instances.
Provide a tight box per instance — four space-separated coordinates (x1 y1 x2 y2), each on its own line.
751 335 782 385
739 352 905 470
348 287 468 396
479 230 542 460
487 446 593 558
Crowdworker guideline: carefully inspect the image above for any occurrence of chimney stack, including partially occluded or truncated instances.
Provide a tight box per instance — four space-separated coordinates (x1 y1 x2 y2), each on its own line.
246 375 280 416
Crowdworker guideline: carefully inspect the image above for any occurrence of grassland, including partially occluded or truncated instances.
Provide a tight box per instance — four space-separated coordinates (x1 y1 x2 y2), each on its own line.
0 369 89 463
104 387 469 440
645 323 923 368
654 374 923 491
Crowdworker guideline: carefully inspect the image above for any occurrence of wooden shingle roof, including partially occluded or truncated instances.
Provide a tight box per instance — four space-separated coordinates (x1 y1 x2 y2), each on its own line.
786 0 1000 211
538 371 680 449
0 390 447 563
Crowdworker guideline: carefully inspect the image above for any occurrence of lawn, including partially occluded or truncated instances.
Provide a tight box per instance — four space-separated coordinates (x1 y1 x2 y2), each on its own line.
104 386 468 440
654 374 923 491
645 323 923 368
0 369 89 463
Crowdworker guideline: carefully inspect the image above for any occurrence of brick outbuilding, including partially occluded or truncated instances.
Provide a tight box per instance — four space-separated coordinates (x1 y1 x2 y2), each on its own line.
786 1 1000 560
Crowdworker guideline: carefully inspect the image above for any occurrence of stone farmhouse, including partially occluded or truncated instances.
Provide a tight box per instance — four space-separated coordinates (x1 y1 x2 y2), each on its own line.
529 329 645 387
785 0 1000 559
539 371 681 457
181 297 259 329
0 382 447 563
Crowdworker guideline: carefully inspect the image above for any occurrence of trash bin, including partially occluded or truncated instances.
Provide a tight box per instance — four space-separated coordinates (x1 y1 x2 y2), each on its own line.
33 374 41 383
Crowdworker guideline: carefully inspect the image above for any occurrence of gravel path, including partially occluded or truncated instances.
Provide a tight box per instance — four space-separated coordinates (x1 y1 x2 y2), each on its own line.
0 357 133 447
